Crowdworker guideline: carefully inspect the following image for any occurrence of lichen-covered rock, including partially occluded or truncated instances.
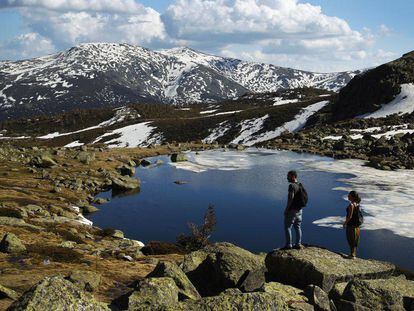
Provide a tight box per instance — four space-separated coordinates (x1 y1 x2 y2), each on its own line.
7 276 109 311
341 276 414 310
341 279 405 310
260 282 312 310
238 267 267 292
31 154 57 168
0 232 26 254
67 270 101 292
265 247 395 292
0 283 19 300
170 153 188 162
81 205 99 214
304 285 331 311
76 151 95 165
111 175 140 192
147 261 201 300
182 242 265 296
178 287 290 311
127 277 179 311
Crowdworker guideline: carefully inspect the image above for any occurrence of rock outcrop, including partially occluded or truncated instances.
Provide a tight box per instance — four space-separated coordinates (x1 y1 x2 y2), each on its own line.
146 261 201 300
265 247 395 292
7 276 109 310
341 279 405 310
181 242 265 296
123 277 179 311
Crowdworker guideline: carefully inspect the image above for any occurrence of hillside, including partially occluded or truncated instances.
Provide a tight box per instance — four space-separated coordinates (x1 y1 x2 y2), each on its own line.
0 88 334 148
0 43 359 120
325 51 414 121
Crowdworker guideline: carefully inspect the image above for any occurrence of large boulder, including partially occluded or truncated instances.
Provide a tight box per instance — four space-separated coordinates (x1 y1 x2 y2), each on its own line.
7 276 109 310
341 275 414 310
111 175 140 192
341 279 405 310
126 277 179 311
67 270 102 292
117 165 135 177
178 288 298 310
0 232 26 254
304 285 332 311
265 247 395 292
260 282 313 310
181 242 265 296
238 267 267 292
146 261 201 300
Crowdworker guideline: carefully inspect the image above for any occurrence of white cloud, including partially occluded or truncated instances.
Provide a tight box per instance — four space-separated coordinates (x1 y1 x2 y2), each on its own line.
0 0 398 71
379 24 392 36
18 5 167 47
0 0 144 13
0 32 55 60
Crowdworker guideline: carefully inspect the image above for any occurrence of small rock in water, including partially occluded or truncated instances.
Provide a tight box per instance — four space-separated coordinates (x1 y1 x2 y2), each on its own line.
174 180 188 185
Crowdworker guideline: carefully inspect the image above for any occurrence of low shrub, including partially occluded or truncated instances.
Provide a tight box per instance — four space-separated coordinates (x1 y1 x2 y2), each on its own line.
176 205 217 252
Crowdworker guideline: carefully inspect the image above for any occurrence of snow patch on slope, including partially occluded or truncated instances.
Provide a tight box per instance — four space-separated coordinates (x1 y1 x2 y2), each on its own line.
93 121 162 148
246 100 329 145
363 83 414 118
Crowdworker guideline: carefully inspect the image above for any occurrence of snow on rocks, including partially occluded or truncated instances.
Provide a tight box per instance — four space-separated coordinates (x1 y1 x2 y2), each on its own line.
363 83 414 118
323 124 414 141
203 121 231 143
231 115 269 145
272 97 299 106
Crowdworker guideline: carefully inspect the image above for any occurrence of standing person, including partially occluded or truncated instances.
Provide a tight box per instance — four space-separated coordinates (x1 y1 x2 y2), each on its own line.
283 170 308 250
343 191 363 259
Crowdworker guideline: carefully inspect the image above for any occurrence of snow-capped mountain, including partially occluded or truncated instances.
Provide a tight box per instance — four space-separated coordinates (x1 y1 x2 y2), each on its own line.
0 43 360 120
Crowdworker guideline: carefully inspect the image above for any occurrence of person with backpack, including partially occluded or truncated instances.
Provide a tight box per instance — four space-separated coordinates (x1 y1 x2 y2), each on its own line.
343 190 363 259
282 170 308 250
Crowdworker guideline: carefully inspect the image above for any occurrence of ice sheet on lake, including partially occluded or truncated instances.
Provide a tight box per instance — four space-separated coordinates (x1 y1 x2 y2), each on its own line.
170 149 259 172
306 159 414 239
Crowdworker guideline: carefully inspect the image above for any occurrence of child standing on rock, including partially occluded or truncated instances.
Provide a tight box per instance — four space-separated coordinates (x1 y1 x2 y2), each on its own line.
343 191 363 259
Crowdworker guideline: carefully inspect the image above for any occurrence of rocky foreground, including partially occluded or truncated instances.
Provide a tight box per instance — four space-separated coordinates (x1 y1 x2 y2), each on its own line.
3 242 414 310
0 143 413 310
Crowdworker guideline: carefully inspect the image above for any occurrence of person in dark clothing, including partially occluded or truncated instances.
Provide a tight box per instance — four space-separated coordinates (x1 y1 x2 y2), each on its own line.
343 190 362 259
283 170 304 250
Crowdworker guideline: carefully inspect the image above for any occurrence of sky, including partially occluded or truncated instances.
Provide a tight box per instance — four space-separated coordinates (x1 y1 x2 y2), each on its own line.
0 0 412 72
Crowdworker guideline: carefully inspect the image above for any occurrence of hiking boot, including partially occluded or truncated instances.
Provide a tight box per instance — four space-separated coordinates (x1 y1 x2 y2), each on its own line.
293 244 304 250
280 245 293 250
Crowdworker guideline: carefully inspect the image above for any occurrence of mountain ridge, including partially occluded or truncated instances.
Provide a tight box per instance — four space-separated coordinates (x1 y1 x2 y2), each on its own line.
0 42 360 120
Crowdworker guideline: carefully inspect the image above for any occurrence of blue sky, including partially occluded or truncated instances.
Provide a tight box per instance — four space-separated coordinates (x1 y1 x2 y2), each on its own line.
0 0 412 72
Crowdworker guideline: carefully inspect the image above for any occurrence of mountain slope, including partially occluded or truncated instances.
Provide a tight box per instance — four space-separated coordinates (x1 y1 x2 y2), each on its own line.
1 43 359 120
328 51 414 121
